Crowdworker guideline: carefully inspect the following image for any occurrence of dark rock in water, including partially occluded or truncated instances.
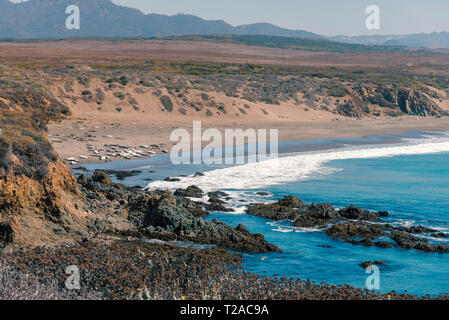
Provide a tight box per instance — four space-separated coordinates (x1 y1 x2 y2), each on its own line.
127 191 280 253
378 211 389 217
208 191 229 198
293 203 338 228
101 170 142 180
338 205 379 222
395 225 435 234
246 196 304 221
92 170 113 185
360 261 386 268
389 231 421 249
326 222 386 240
0 222 14 244
164 177 181 182
174 185 204 198
246 194 448 254
278 195 305 208
256 191 270 196
360 261 372 268
390 231 449 253
193 172 205 177
431 233 448 238
317 245 334 249
73 166 88 172
205 196 234 213
373 241 395 248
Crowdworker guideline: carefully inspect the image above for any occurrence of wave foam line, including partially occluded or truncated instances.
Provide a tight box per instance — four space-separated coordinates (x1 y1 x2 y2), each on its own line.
146 139 449 192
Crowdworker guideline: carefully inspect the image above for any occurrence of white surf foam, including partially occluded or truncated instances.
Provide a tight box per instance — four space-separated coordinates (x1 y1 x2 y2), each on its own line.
146 136 449 192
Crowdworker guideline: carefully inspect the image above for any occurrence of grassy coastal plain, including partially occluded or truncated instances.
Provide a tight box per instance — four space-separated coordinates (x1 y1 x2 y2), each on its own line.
1 39 449 300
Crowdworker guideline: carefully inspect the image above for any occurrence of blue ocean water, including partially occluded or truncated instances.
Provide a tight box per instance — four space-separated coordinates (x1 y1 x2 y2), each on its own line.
83 132 449 296
207 152 449 296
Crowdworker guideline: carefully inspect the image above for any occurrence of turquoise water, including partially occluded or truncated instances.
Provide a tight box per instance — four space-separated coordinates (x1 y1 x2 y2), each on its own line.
207 153 449 296
84 132 449 296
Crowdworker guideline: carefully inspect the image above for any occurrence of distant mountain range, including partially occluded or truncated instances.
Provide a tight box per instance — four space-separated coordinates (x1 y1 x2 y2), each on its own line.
329 32 449 49
0 0 323 40
1 0 449 50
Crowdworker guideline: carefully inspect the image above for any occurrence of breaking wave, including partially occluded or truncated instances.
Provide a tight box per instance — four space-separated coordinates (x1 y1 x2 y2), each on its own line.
146 135 449 192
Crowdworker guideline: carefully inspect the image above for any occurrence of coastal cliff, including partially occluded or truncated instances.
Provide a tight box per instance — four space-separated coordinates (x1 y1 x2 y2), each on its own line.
0 68 279 252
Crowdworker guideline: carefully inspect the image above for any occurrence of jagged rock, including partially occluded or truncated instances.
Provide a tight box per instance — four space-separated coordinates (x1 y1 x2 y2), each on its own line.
431 233 448 238
127 191 280 253
338 205 379 222
326 222 386 240
174 185 204 198
208 191 229 198
373 241 395 248
378 211 389 217
92 170 113 185
395 226 435 234
356 85 445 117
77 174 92 186
246 195 448 254
193 172 204 177
246 196 304 221
164 177 181 182
101 170 142 180
293 203 338 228
390 231 449 253
176 196 210 218
205 196 234 213
360 261 386 268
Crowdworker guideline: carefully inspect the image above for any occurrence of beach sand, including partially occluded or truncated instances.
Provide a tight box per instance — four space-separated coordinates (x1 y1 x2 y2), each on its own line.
48 113 449 165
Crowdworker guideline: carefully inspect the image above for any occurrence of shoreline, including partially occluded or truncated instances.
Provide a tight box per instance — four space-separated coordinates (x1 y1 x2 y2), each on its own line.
49 116 449 167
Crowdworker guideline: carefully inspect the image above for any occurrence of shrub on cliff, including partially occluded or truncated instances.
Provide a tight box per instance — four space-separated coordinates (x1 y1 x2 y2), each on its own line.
160 95 173 112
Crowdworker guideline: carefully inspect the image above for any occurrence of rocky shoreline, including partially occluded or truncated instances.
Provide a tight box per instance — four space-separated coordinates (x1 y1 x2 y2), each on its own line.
1 68 448 300
4 237 444 300
78 171 280 253
247 196 449 254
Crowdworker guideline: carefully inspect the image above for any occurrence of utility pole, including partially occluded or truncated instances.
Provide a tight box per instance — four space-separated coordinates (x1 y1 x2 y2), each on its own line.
386 52 391 66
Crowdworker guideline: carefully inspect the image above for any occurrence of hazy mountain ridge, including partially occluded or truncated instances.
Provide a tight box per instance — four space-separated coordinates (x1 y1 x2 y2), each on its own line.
330 32 449 49
0 0 322 39
1 0 449 49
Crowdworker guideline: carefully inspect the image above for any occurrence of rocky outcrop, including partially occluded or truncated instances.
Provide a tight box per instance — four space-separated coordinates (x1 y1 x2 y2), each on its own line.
326 222 386 240
0 158 89 247
174 185 204 198
127 191 280 253
78 174 280 253
341 85 447 118
0 79 91 247
247 195 449 254
246 195 305 221
390 231 449 253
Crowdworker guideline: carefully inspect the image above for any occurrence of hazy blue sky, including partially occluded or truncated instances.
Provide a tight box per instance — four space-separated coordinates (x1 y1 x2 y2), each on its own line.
111 0 449 36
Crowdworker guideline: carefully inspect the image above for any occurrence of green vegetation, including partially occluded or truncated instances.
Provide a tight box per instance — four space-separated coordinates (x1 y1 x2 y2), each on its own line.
0 72 70 180
160 95 173 112
163 34 418 54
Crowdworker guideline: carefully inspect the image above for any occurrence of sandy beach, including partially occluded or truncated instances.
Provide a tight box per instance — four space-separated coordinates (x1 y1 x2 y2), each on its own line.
48 115 449 165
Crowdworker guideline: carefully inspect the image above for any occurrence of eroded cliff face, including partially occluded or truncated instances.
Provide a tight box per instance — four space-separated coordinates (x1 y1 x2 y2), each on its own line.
0 158 89 247
0 74 89 247
340 85 446 118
